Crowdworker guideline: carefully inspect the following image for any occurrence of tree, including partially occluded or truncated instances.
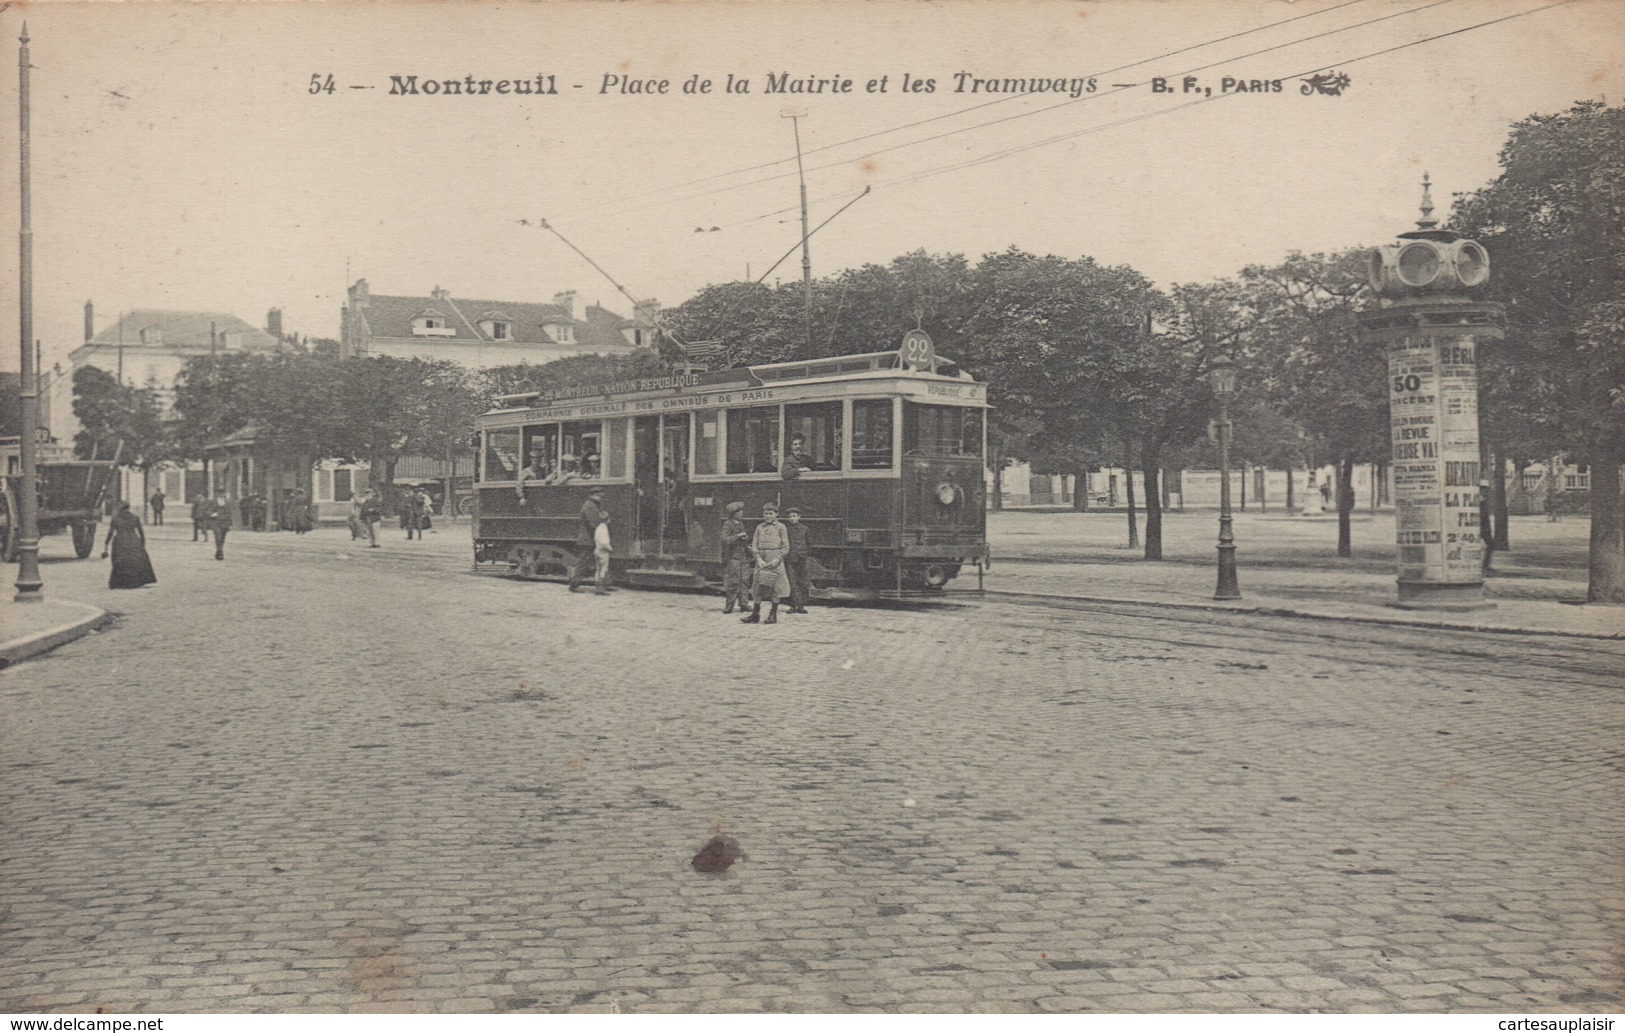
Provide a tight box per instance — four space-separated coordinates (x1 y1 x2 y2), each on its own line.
1450 100 1625 603
71 366 177 485
1238 250 1388 557
480 349 671 402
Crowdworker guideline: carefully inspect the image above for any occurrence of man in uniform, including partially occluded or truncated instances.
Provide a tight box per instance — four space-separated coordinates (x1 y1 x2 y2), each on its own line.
783 505 811 614
568 488 605 593
720 501 751 614
207 492 232 561
148 489 165 526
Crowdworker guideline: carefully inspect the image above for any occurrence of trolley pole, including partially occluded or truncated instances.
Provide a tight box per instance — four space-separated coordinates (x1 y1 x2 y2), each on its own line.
783 109 813 355
14 23 43 602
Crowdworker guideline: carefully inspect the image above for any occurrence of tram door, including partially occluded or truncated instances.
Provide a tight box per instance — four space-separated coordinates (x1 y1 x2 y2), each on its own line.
634 416 661 550
660 418 690 553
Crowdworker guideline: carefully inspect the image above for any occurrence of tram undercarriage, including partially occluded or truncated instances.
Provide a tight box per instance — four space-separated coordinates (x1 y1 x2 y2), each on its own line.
475 537 986 599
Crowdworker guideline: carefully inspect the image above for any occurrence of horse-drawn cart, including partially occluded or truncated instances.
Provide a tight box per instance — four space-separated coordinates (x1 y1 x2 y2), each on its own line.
0 437 121 562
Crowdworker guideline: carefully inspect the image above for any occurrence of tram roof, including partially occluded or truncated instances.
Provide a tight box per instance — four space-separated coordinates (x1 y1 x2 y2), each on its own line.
485 348 975 413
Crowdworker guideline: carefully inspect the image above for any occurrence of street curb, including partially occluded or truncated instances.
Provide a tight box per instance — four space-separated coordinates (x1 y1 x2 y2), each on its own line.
982 590 1625 641
0 603 111 670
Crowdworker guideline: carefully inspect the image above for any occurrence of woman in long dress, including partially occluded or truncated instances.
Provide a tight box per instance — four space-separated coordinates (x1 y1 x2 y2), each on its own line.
102 502 157 589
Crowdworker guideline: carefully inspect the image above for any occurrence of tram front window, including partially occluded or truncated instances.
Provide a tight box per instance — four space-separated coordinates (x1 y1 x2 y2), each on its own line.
852 399 894 469
903 402 984 459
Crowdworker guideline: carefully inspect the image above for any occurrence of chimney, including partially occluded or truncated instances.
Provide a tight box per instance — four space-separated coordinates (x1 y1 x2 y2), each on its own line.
431 285 450 302
266 307 283 340
84 300 94 343
552 290 577 319
634 297 660 325
351 278 370 307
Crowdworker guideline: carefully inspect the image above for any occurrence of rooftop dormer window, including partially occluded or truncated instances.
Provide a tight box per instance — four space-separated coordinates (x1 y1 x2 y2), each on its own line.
478 313 513 341
545 323 575 344
411 311 457 337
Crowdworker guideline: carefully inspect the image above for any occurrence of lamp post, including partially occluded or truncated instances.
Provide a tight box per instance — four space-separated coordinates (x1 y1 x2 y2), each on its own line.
14 24 44 603
1210 353 1241 600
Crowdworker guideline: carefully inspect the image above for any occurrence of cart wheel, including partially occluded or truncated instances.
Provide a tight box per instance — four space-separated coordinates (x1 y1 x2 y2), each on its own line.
0 489 15 563
457 495 476 517
72 521 97 559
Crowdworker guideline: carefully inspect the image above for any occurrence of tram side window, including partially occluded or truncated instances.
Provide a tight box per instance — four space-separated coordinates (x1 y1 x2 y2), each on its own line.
484 428 521 481
852 399 894 469
695 411 719 475
783 402 842 471
903 402 984 459
725 406 781 475
522 425 559 478
561 420 603 479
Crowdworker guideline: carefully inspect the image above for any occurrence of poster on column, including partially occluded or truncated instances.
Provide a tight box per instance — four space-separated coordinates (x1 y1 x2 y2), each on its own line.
1389 336 1442 582
1438 338 1485 580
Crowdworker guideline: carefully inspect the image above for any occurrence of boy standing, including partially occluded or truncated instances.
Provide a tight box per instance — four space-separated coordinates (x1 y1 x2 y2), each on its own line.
593 514 613 595
741 502 790 625
784 505 811 614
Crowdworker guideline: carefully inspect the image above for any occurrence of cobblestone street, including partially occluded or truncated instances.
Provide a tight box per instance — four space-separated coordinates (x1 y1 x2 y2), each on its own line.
2 522 1622 1013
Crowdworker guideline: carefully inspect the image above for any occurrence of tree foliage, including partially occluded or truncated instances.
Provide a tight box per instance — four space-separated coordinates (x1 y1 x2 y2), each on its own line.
1450 99 1625 602
71 365 176 472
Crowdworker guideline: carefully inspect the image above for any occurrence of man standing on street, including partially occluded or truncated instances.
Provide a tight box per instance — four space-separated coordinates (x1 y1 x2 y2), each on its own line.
208 493 232 561
567 489 604 593
359 489 383 548
191 494 209 542
720 501 751 614
148 488 166 526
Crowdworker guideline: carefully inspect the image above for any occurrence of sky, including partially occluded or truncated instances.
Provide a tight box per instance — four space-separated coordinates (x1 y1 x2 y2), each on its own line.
0 0 1621 376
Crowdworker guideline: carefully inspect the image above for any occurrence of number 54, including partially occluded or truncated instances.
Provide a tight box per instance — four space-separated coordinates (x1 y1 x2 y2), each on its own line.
309 73 335 95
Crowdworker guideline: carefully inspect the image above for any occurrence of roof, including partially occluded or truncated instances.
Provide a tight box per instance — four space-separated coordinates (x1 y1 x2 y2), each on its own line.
356 292 646 351
90 310 281 351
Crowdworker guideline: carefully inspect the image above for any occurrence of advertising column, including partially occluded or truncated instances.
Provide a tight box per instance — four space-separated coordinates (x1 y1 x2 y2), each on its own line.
1388 333 1484 600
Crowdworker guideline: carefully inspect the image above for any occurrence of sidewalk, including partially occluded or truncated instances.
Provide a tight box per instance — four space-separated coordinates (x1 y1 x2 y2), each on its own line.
970 509 1624 640
0 596 108 668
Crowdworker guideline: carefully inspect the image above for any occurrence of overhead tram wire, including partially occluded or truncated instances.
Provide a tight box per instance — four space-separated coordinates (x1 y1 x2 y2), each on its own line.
575 0 1379 208
573 0 1468 224
870 0 1583 194
536 218 691 349
686 186 875 349
604 0 1581 252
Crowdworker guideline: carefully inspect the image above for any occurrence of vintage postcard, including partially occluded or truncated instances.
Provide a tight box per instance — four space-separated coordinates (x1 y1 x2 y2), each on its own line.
1 0 1621 1023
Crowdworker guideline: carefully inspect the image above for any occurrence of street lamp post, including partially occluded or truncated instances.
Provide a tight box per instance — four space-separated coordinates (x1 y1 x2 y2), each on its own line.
1210 353 1241 600
14 24 44 603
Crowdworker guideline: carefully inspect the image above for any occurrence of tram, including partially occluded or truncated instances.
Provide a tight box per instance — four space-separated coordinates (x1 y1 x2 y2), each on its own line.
469 334 988 598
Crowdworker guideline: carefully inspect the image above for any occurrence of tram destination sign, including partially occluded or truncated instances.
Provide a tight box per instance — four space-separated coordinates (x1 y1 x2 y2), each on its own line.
529 367 764 405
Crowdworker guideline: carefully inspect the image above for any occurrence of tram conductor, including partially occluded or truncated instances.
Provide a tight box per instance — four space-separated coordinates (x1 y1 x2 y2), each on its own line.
568 488 605 593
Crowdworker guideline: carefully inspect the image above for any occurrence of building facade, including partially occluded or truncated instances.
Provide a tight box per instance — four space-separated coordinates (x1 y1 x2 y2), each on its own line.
339 280 650 368
60 305 288 513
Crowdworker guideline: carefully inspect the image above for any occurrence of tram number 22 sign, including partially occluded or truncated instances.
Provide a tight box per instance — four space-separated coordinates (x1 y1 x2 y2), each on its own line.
900 330 935 370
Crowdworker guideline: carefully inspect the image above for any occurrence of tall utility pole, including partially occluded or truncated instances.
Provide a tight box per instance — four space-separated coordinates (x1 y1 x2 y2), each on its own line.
782 109 813 354
14 23 43 602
